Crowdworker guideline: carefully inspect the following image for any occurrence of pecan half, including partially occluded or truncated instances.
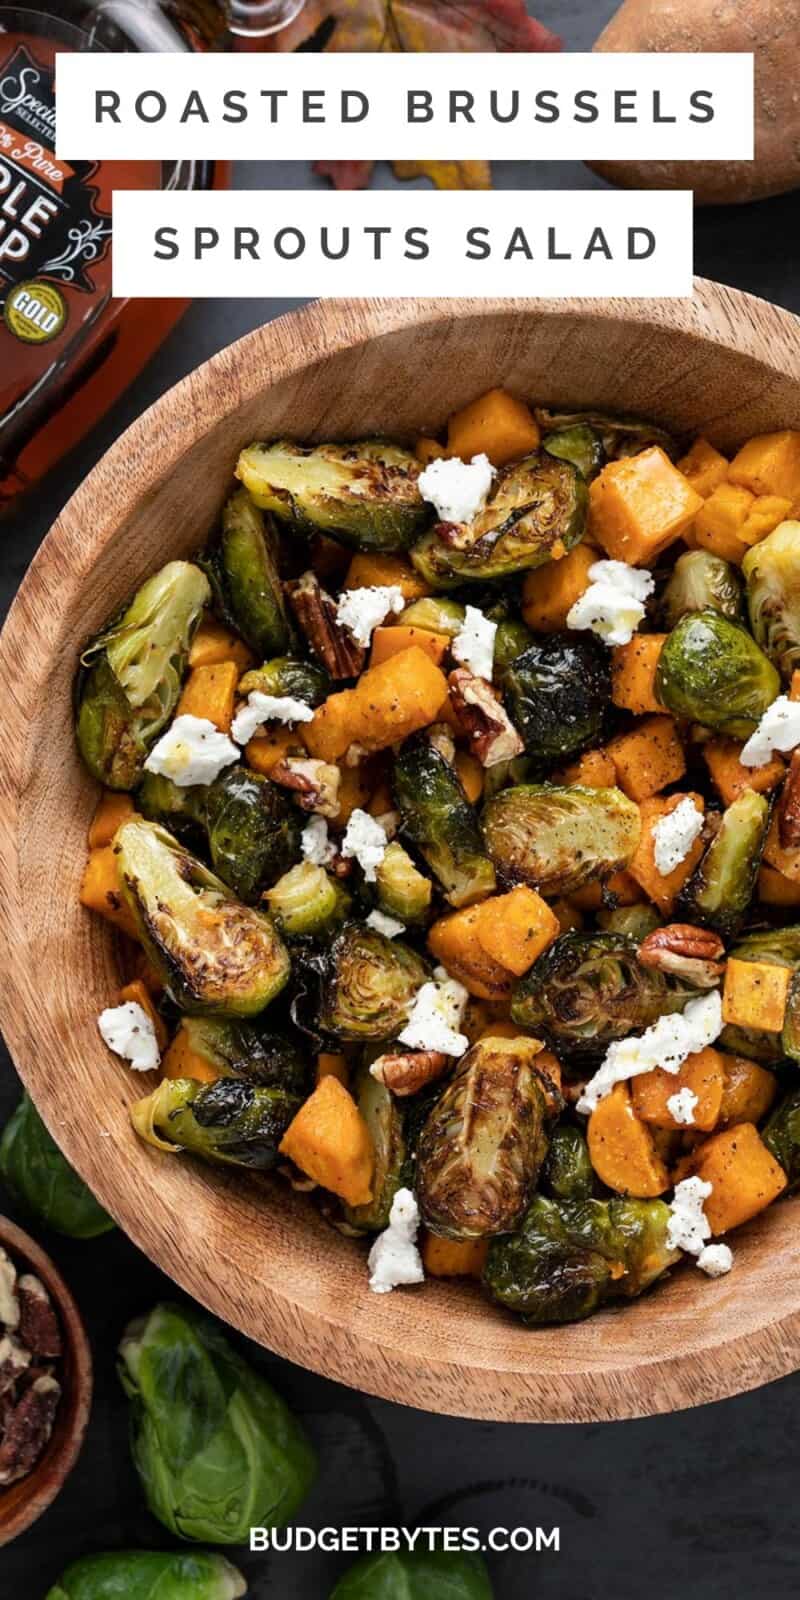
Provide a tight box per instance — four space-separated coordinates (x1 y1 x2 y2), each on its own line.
370 1050 449 1097
448 668 524 769
779 749 800 849
285 570 365 678
638 924 726 989
0 1374 60 1486
270 756 341 818
17 1278 61 1360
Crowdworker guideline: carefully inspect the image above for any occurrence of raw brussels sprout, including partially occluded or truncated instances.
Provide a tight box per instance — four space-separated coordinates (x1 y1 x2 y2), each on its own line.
0 1095 114 1239
201 490 292 657
317 924 429 1041
399 596 465 637
140 767 301 904
344 1064 407 1232
266 860 351 940
661 549 742 631
535 406 675 462
655 609 780 737
743 520 800 682
542 422 604 481
118 1302 316 1541
678 789 769 939
483 1194 679 1325
411 453 587 587
493 618 534 674
417 1036 548 1240
178 1017 310 1096
238 655 329 708
117 819 290 1017
132 1077 301 1170
393 735 496 907
374 841 432 925
76 561 210 790
596 904 662 940
511 932 704 1060
501 634 610 764
330 1549 493 1600
46 1551 247 1600
237 439 428 553
762 1087 800 1188
541 1123 595 1202
481 785 640 897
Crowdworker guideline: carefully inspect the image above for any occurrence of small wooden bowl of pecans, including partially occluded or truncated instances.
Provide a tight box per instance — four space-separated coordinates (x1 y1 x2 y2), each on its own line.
0 1216 92 1546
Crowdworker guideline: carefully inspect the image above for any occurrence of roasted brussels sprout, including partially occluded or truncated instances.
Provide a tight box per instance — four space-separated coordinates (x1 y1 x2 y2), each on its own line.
743 520 800 682
399 595 465 637
481 784 640 897
661 549 742 630
481 753 533 802
344 1064 407 1232
417 1036 548 1239
317 923 429 1042
138 770 206 844
655 609 780 736
511 932 704 1060
493 618 534 674
205 767 301 902
132 1076 301 1170
46 1551 247 1600
393 735 496 907
330 1549 493 1600
542 422 604 481
177 1017 310 1095
678 790 769 939
483 1193 678 1325
118 1302 316 1541
266 860 351 940
596 903 662 940
238 655 329 708
411 453 587 587
117 819 290 1017
76 561 210 789
236 439 428 553
782 970 800 1064
374 841 432 925
535 406 675 462
762 1088 800 1189
0 1095 114 1239
541 1123 595 1202
732 926 800 967
501 634 610 764
202 490 292 657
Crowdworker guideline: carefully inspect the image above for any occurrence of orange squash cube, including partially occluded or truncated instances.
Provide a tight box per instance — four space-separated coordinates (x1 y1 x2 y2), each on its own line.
739 495 793 546
245 725 306 776
306 648 448 763
370 625 449 669
88 791 136 850
702 735 785 807
118 979 168 1053
475 886 560 977
587 1083 669 1197
718 1054 778 1128
521 541 597 632
189 617 254 674
455 750 484 804
693 482 754 564
677 437 730 499
722 957 790 1033
607 715 686 802
447 387 540 467
631 1046 725 1132
80 846 138 941
415 436 445 466
344 551 429 601
427 905 511 1002
728 430 800 505
316 1052 349 1087
422 1233 488 1278
589 447 703 566
334 762 373 827
568 870 643 912
683 1123 787 1234
178 660 239 733
627 791 706 914
557 747 617 789
758 863 800 908
611 634 666 715
279 1076 375 1207
161 1021 219 1084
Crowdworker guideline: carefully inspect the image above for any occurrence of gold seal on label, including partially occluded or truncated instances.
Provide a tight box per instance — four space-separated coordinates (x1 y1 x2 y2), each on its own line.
4 282 67 344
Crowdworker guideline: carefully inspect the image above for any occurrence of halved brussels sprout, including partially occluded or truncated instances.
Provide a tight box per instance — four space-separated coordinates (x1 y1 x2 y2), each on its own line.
238 655 330 708
501 634 609 765
138 769 207 845
116 819 290 1017
393 735 496 907
344 1063 407 1232
542 422 604 481
481 784 640 897
678 789 769 939
762 1087 800 1189
201 489 292 658
266 860 351 940
132 1076 301 1169
76 561 210 790
399 596 465 637
317 924 429 1042
596 904 662 940
661 549 742 631
743 520 800 682
541 1123 595 1203
483 1193 678 1325
655 609 780 736
179 1016 310 1096
493 619 534 674
140 766 301 904
481 754 533 803
236 440 428 553
374 841 432 925
411 453 587 587
417 1036 547 1240
535 407 676 462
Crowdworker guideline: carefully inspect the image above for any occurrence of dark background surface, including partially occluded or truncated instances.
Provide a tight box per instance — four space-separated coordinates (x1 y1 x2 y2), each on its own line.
3 0 800 1593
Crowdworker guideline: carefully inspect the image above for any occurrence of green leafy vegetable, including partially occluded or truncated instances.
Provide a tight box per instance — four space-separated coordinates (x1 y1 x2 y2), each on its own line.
655 609 780 737
330 1548 493 1600
237 439 428 553
132 1077 301 1171
46 1551 246 1600
0 1095 114 1238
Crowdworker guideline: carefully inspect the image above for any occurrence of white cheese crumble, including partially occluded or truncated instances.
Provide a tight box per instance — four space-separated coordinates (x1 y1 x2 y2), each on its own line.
398 965 469 1058
231 691 314 746
336 584 405 647
576 990 722 1114
666 1178 734 1278
653 797 704 876
341 808 389 882
566 558 655 647
98 1001 161 1073
366 908 405 939
144 714 239 788
740 695 800 767
417 453 495 525
696 1243 734 1278
301 815 336 867
368 1187 425 1294
452 604 497 681
666 1086 698 1126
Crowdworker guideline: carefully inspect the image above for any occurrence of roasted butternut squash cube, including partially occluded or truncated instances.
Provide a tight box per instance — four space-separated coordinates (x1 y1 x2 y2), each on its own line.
344 551 429 601
279 1075 375 1207
551 899 584 936
415 436 445 466
162 1022 219 1084
568 870 643 912
607 715 686 802
758 863 800 908
739 495 793 546
88 790 136 850
611 634 666 715
245 725 306 776
306 647 448 762
631 1046 725 1132
521 541 597 632
722 958 790 1033
334 761 374 827
587 1083 669 1197
702 735 785 807
447 387 540 467
589 447 703 565
684 1123 787 1234
693 482 754 564
316 1052 349 1087
455 749 484 804
422 1232 488 1278
427 905 512 1001
557 747 617 789
677 437 730 499
189 617 254 674
80 846 138 941
728 430 800 505
178 660 239 733
627 791 706 915
475 885 559 977
118 979 168 1053
718 1054 778 1128
370 625 449 669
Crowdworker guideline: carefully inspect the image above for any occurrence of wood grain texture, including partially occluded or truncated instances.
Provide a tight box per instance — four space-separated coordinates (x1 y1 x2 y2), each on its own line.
1 286 800 1424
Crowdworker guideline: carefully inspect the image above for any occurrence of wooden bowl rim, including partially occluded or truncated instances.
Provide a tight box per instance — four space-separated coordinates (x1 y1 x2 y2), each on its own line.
3 284 800 1423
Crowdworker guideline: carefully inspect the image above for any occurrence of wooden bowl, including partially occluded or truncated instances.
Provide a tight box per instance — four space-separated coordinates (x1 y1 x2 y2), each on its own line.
0 1217 92 1544
2 286 800 1424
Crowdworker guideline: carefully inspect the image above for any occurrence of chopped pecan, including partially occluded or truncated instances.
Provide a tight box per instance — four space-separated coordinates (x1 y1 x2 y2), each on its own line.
17 1278 61 1360
779 749 800 849
285 570 365 678
638 924 726 989
370 1049 449 1097
448 668 524 769
0 1374 60 1486
0 1336 30 1396
271 757 341 818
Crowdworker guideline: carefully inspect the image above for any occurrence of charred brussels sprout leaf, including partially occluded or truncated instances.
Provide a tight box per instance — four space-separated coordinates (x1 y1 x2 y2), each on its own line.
542 422 604 481
46 1551 247 1600
238 655 329 708
330 1548 494 1600
344 1064 407 1232
541 1123 595 1202
0 1095 114 1239
179 1017 310 1096
661 550 742 631
743 520 800 682
482 784 640 897
411 452 587 587
118 1302 315 1542
417 1036 547 1240
201 490 292 658
205 767 301 903
678 789 769 940
237 439 428 553
535 407 676 462
393 735 496 907
76 561 210 790
762 1088 800 1189
501 634 610 764
374 841 432 925
132 1076 301 1170
483 1194 678 1325
266 860 351 940
317 924 429 1042
655 609 780 737
493 619 534 674
117 819 290 1017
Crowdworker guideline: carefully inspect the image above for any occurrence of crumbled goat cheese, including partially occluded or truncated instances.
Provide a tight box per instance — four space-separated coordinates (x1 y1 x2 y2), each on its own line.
231 691 314 746
144 714 239 788
366 908 405 939
566 558 655 647
667 1087 698 1126
98 1001 161 1073
740 695 800 767
368 1187 425 1294
341 808 388 882
452 604 497 681
653 797 704 876
301 815 336 867
667 1176 713 1254
398 966 469 1057
417 453 495 525
576 990 722 1114
336 584 405 647
0 1249 18 1330
697 1242 734 1278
